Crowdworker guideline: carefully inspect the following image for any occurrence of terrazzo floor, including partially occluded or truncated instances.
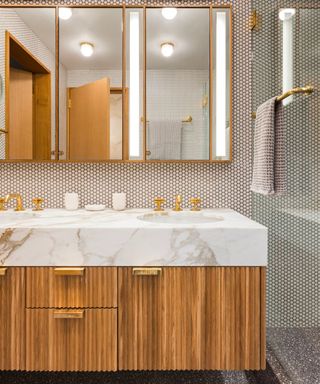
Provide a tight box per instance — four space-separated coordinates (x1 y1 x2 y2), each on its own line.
0 328 318 384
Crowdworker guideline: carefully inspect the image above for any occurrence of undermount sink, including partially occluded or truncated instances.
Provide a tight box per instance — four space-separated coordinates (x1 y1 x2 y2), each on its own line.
137 211 224 224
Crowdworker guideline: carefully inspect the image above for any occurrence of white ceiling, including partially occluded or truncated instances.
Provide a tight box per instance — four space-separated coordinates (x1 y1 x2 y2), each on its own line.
14 8 227 71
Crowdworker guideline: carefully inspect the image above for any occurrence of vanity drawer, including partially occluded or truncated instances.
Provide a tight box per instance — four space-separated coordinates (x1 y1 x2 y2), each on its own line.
26 308 117 371
26 267 117 308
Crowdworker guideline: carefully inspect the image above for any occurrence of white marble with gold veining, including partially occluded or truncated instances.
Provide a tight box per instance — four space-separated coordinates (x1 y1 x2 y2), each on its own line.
0 209 267 266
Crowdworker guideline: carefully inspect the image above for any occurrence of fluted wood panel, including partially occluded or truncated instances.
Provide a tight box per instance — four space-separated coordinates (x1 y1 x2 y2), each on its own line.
26 267 117 308
26 309 117 371
118 267 265 371
0 267 25 370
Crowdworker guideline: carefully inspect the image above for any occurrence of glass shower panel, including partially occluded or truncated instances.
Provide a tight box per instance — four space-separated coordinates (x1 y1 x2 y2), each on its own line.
252 2 319 331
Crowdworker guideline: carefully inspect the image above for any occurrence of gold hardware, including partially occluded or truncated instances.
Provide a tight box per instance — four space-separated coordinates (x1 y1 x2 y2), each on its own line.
141 116 192 124
276 85 314 102
252 86 314 118
0 129 8 135
154 197 165 212
54 267 85 276
0 198 7 211
182 115 192 123
32 197 44 211
0 268 7 276
132 268 162 276
173 194 183 212
68 99 72 109
190 197 201 211
4 193 24 211
146 150 151 156
53 310 84 319
249 10 258 30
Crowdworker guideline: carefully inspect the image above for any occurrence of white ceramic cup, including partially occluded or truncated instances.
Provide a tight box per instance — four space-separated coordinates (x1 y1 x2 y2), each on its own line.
112 193 126 211
64 192 79 210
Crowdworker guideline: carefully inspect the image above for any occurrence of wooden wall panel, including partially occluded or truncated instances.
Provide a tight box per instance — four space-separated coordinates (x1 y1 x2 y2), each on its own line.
26 309 117 371
0 267 25 370
26 267 117 308
118 267 265 371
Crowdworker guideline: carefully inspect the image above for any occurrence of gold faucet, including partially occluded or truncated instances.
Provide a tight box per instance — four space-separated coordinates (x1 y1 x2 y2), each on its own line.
173 195 183 211
4 193 25 211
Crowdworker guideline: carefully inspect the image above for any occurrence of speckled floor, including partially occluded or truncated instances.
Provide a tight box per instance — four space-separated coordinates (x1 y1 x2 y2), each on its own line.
0 328 319 384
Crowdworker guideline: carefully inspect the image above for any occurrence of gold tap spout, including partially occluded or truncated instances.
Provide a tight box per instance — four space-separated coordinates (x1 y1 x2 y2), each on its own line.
173 195 183 212
4 193 25 211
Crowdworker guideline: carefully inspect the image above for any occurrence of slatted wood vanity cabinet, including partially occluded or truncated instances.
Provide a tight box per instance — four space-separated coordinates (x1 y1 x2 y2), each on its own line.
0 266 266 371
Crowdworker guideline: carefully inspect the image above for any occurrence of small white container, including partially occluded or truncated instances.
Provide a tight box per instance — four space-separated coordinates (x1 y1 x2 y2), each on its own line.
112 193 126 211
64 193 79 210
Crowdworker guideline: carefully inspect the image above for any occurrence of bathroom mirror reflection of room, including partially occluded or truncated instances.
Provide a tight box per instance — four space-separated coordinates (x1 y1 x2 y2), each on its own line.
0 6 232 162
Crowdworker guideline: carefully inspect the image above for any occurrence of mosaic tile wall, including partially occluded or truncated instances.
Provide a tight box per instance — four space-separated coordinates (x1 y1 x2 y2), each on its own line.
252 0 319 326
0 0 252 215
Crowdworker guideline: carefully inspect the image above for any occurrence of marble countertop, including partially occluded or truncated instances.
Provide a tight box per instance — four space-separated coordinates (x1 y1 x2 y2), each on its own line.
0 208 267 266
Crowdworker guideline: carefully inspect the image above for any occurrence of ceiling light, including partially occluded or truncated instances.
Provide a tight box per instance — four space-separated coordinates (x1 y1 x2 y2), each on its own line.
80 42 94 57
161 8 177 20
59 7 72 20
279 8 296 21
161 42 174 57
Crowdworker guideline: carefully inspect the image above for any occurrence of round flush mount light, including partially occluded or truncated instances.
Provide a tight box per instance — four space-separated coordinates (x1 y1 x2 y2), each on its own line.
80 42 94 57
161 7 177 20
161 42 174 57
59 7 72 20
279 8 296 21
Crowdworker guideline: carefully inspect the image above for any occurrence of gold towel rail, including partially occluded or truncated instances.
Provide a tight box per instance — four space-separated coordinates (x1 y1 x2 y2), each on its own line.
141 116 193 123
252 85 314 118
0 129 8 134
276 85 314 102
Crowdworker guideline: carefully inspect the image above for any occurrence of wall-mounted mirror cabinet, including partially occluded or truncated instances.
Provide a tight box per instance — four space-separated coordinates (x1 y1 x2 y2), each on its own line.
0 6 232 162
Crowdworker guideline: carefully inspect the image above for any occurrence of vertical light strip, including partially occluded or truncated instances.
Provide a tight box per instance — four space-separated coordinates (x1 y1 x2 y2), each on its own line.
129 12 140 157
215 11 226 157
281 10 295 106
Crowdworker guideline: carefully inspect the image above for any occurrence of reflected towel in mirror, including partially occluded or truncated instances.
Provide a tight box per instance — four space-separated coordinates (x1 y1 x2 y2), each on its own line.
147 120 182 160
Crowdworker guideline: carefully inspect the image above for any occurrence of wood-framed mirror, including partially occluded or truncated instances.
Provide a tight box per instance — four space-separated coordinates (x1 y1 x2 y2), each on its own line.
0 4 232 163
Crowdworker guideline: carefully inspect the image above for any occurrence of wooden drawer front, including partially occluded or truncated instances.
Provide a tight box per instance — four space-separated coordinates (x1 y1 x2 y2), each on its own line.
119 267 265 371
0 267 25 370
26 308 117 371
26 267 117 308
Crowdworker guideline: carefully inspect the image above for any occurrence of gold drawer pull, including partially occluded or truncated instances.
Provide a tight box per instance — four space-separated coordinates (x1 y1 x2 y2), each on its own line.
54 267 85 276
132 268 162 276
0 268 7 276
53 310 84 319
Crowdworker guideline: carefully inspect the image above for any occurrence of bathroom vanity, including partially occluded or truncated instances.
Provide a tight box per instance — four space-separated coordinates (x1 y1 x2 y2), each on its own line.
0 209 267 371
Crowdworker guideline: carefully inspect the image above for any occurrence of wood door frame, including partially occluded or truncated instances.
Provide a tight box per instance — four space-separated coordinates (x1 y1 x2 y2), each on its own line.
5 31 51 160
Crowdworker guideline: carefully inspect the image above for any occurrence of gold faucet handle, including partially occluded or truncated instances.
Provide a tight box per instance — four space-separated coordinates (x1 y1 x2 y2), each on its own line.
154 197 165 212
190 197 201 211
32 197 44 211
0 197 7 211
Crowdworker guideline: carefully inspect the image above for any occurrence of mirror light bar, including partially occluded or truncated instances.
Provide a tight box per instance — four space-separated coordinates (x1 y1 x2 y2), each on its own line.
129 12 140 158
215 12 227 157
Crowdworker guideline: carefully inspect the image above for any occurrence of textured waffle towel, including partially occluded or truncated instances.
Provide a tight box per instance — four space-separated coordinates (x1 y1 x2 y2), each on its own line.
251 97 287 195
147 120 182 160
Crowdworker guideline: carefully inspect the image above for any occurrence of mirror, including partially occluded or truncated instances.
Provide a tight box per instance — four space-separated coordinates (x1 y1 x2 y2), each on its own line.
0 5 231 162
0 8 56 161
146 8 210 160
59 8 123 161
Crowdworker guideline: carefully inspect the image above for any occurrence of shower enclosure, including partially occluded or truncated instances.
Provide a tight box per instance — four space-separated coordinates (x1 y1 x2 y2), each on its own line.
252 1 319 382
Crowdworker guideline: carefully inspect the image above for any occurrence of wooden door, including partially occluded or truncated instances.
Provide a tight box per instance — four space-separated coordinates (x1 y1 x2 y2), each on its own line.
0 267 25 370
33 73 51 160
118 267 265 371
68 78 110 160
9 68 33 159
26 308 117 371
